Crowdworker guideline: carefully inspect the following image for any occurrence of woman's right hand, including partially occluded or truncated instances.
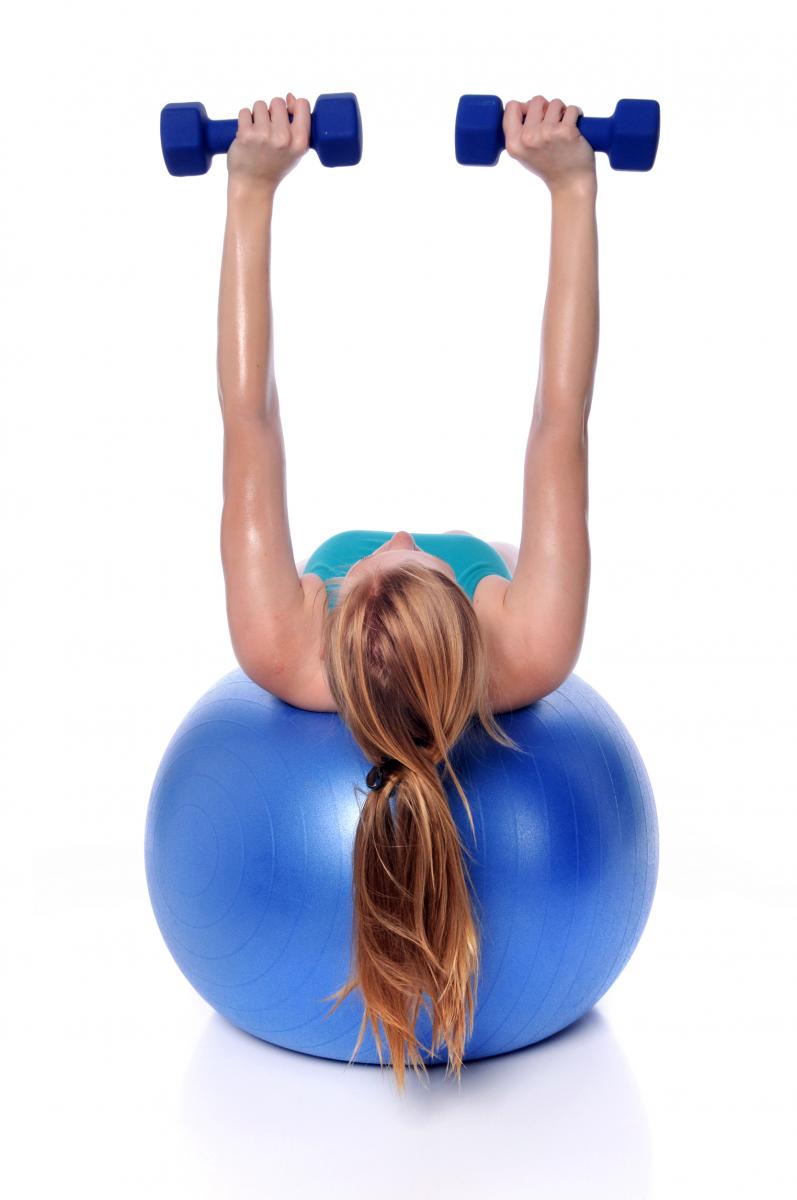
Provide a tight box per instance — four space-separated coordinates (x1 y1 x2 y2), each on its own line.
503 96 596 194
227 93 311 194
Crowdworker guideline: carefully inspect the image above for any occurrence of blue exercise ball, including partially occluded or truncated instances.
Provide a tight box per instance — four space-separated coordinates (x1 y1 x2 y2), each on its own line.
145 667 658 1064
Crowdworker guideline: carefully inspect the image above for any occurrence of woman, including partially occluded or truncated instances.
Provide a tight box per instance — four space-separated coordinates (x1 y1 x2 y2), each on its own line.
218 93 597 1088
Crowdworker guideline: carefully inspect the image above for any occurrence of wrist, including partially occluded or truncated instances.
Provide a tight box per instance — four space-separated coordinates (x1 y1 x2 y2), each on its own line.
548 177 598 203
226 176 277 209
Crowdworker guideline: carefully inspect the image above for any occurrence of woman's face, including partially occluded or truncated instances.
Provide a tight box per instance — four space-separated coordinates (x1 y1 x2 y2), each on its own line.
339 530 456 595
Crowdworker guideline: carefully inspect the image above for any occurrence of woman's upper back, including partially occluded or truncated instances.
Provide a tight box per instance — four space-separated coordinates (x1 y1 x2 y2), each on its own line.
303 529 512 608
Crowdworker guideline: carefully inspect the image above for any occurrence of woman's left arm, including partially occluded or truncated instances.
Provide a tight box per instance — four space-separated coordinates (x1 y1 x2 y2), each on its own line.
485 98 599 708
218 97 320 690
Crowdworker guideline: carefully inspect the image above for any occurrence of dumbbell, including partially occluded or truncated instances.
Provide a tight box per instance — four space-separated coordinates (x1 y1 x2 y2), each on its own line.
455 95 660 171
160 92 363 176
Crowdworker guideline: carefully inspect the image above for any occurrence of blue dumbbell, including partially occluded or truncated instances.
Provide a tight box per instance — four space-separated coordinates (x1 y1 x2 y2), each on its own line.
455 95 660 171
160 92 363 176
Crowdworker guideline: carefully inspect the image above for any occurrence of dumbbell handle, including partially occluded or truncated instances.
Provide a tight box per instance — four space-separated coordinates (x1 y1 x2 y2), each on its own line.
574 116 611 154
484 112 609 154
203 112 316 158
205 118 240 157
493 113 641 157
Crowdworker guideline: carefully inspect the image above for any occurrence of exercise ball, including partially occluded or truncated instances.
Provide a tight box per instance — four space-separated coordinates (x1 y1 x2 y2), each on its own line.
145 667 658 1064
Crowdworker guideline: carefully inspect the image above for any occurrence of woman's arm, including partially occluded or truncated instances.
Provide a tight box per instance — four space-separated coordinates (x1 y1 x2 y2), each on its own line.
488 96 598 705
218 96 322 691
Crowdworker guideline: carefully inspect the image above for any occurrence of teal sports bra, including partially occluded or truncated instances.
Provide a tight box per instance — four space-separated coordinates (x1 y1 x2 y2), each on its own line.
302 530 512 609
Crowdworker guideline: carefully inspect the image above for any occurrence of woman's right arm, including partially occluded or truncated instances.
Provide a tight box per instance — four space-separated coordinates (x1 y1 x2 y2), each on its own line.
218 97 326 700
487 96 599 709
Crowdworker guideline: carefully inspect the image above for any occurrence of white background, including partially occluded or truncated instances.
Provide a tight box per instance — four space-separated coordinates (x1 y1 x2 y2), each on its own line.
3 1 795 1196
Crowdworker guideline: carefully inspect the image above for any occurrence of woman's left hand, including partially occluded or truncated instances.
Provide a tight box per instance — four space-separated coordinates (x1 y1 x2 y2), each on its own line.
227 93 311 193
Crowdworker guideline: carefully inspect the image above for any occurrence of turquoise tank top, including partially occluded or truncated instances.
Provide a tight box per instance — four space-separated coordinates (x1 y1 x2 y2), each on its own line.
302 530 512 609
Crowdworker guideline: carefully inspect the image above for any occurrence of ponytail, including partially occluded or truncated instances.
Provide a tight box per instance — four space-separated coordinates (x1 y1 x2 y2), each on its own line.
327 755 479 1090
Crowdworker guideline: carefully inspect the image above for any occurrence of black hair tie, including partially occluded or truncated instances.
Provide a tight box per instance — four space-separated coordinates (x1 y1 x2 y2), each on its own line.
366 757 400 790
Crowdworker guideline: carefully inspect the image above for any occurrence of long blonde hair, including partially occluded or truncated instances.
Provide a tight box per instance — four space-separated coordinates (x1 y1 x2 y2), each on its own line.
318 558 520 1090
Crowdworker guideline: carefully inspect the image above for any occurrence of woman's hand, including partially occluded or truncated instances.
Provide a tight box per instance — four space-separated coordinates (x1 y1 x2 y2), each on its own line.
503 96 596 194
227 93 312 194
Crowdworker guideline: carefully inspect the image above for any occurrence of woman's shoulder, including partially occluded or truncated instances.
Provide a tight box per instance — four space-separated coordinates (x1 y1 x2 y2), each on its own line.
471 570 512 619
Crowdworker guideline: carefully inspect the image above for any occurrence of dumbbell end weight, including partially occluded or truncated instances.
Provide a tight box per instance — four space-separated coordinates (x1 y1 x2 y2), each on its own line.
160 103 215 176
454 95 505 166
313 92 363 167
606 98 660 171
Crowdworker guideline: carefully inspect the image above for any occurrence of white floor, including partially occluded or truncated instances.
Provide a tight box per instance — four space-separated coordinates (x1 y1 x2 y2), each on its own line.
10 835 794 1199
